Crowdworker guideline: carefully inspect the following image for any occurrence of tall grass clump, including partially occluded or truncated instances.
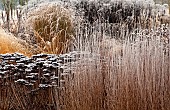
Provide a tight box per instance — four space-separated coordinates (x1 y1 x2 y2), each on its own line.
26 3 75 54
59 25 170 110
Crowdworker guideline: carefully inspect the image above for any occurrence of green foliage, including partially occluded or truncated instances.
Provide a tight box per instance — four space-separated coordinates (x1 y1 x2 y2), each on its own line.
0 0 29 10
0 0 29 32
19 0 28 6
1 0 17 10
0 0 17 31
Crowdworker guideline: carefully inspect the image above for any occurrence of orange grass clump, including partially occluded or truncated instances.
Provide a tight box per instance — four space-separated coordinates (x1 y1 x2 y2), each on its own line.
0 27 32 56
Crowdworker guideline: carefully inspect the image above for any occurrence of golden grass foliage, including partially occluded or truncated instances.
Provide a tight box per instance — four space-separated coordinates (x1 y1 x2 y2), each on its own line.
0 27 32 56
27 4 75 54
